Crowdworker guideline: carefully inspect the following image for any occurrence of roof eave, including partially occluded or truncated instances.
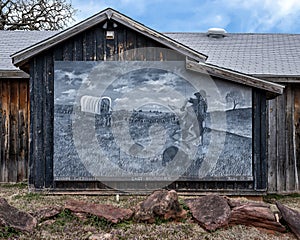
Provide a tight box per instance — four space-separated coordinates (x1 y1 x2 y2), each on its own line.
0 69 29 79
11 12 107 66
253 75 300 83
186 59 285 99
12 8 207 67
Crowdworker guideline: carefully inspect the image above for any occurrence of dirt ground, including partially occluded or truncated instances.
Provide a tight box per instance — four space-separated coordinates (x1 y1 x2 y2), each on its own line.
0 183 299 240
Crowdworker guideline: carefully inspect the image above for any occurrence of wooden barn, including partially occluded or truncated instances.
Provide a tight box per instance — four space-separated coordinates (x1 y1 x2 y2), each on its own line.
0 31 56 182
0 8 299 194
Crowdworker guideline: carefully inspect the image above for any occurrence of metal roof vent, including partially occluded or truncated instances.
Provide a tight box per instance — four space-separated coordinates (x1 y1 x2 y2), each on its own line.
207 28 227 38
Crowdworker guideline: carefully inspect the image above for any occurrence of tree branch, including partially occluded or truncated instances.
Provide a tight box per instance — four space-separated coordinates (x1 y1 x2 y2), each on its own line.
1 0 76 30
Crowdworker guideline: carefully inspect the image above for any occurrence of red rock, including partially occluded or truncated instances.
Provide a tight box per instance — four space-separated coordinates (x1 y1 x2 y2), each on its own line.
0 198 37 232
227 198 269 208
134 190 186 223
31 206 62 222
185 195 231 231
65 199 133 223
276 201 300 239
229 203 286 232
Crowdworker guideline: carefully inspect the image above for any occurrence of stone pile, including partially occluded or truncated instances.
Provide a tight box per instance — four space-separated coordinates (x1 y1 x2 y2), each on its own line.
0 191 299 239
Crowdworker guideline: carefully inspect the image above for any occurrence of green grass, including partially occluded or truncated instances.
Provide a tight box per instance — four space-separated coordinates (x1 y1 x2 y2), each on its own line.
264 193 300 203
13 192 42 201
115 220 133 230
0 182 27 189
47 209 79 235
154 216 170 225
57 209 75 221
85 214 114 231
0 226 20 238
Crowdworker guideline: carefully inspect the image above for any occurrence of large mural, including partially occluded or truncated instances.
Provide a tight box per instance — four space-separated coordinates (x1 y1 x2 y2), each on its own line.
54 61 253 184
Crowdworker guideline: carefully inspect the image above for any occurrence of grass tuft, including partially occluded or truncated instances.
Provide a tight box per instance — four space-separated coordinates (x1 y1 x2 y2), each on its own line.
85 214 114 231
0 226 20 238
0 182 27 189
264 193 300 203
13 192 42 201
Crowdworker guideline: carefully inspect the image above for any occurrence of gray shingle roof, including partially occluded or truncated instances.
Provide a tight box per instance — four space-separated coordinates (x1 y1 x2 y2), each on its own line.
0 31 57 71
1 30 300 77
165 33 300 76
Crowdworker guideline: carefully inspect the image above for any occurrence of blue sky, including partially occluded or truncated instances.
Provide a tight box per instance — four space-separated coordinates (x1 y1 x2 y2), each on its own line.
71 0 300 33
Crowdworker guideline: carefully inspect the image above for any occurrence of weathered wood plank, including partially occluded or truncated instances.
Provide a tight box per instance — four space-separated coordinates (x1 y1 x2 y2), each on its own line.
53 45 63 61
0 78 29 183
260 92 267 190
95 27 104 61
125 29 136 60
3 81 11 182
294 85 300 190
18 80 29 181
136 34 146 60
73 35 83 61
267 99 278 192
253 90 262 190
117 28 125 61
28 63 35 186
17 110 26 181
106 37 116 61
44 53 54 188
290 85 299 191
0 80 3 182
145 39 156 61
63 40 73 61
113 28 119 61
1 81 8 182
277 93 287 192
15 81 23 182
33 56 45 188
84 30 96 61
252 89 267 190
9 80 19 182
285 85 295 191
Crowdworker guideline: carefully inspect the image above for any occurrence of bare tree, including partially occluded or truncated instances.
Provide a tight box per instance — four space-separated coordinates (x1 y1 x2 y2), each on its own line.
226 90 244 110
0 0 76 30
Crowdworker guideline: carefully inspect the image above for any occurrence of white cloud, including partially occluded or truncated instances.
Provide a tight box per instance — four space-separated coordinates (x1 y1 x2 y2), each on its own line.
218 0 300 32
113 85 130 93
114 97 129 104
70 0 300 33
259 0 300 32
71 0 110 23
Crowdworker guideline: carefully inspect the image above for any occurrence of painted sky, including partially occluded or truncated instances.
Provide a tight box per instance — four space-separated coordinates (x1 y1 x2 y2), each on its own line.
54 61 252 112
70 0 300 33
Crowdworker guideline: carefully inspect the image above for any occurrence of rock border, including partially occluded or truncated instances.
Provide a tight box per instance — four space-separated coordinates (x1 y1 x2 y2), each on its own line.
1 190 300 239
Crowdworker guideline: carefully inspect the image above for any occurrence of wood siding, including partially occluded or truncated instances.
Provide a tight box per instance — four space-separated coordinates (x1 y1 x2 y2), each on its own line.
27 22 268 193
0 78 29 182
29 24 179 189
267 84 300 193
